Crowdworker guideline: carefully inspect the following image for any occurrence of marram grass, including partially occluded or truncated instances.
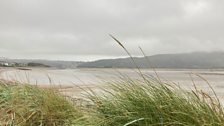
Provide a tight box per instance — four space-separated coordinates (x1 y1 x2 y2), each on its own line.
0 81 85 126
87 77 224 126
0 76 224 126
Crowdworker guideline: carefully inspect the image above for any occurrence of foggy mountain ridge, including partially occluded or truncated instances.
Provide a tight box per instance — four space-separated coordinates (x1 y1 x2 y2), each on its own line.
1 52 224 69
77 52 224 69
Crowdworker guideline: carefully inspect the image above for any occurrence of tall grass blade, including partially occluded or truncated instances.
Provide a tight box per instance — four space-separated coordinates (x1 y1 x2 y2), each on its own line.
109 34 146 80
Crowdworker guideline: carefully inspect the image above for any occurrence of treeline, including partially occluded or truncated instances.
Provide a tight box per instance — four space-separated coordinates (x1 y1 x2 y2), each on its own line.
0 62 49 67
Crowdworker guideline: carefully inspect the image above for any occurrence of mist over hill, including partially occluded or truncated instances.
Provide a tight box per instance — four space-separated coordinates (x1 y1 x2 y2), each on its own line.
77 52 224 69
1 52 224 69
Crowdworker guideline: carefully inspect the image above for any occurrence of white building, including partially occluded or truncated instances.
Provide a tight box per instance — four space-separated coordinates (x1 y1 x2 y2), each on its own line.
0 61 10 66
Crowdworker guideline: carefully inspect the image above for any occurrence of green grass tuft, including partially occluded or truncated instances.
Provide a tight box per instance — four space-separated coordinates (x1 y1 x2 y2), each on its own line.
0 81 84 126
88 78 224 126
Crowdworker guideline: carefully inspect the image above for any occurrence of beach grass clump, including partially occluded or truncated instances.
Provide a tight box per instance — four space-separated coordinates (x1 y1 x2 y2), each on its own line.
0 81 84 126
88 78 224 126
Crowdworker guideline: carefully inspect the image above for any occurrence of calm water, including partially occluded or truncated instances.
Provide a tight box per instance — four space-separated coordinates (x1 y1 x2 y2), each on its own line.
1 68 224 97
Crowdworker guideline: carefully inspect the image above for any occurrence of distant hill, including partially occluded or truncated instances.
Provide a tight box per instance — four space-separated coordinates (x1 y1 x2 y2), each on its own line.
77 52 224 69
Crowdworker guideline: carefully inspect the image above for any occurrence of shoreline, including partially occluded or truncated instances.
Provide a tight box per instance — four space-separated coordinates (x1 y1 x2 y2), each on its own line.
0 67 102 97
1 67 224 97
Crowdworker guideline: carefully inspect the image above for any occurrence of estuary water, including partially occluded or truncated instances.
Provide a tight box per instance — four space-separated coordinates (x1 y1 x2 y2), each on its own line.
1 68 224 98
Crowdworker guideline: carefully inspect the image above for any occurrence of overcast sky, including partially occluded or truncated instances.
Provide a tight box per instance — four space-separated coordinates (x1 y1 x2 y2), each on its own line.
0 0 224 61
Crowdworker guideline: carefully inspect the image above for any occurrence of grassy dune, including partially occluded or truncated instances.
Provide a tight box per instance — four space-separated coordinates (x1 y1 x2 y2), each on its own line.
88 78 224 126
0 81 85 126
0 76 224 126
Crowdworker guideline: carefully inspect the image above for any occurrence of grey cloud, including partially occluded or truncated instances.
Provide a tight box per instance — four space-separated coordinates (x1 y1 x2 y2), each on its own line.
0 0 224 60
